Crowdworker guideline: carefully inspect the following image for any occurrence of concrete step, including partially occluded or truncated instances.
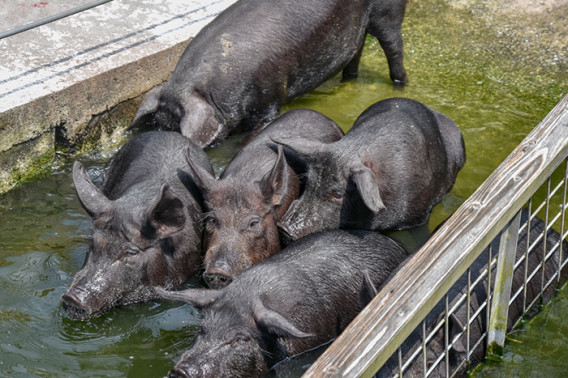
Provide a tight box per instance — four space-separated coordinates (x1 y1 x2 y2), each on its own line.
0 0 237 193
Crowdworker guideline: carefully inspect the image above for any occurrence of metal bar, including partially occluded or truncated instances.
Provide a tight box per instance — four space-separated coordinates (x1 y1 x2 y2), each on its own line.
422 320 427 376
397 347 403 377
466 267 471 366
486 244 493 353
444 295 450 377
487 210 522 356
0 0 114 40
429 250 491 363
507 234 563 314
541 177 552 297
559 158 568 285
523 199 533 313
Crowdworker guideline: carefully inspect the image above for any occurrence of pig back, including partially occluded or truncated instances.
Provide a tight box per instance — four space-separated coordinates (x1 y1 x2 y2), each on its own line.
102 131 213 201
234 229 408 352
221 109 343 181
174 0 370 112
346 98 456 175
344 98 464 229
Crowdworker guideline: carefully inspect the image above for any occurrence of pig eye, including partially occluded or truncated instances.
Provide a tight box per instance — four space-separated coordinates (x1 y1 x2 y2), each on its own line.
204 215 218 231
329 190 344 203
125 247 139 256
247 217 261 231
231 333 250 346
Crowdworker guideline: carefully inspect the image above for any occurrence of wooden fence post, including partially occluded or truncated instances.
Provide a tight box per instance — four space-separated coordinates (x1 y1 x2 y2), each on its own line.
486 210 522 357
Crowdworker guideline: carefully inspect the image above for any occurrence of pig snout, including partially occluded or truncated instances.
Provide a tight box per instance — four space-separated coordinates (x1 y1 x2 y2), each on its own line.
278 201 323 241
203 268 234 289
169 357 220 378
277 220 299 242
168 367 191 378
61 287 93 320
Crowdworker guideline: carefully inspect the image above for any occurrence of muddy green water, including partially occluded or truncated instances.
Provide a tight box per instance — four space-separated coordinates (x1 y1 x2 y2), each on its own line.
1 0 567 376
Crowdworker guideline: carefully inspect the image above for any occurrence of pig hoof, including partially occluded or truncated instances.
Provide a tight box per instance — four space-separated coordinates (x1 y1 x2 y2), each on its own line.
392 77 408 88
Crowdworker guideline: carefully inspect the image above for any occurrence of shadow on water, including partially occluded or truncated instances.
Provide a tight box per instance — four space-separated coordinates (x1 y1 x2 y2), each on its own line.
0 0 566 376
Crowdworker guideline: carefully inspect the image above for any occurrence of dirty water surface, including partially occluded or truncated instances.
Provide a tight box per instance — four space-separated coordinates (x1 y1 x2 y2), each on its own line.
0 0 567 376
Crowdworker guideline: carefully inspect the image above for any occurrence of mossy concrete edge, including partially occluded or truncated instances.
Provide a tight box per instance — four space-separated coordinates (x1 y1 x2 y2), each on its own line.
0 39 191 195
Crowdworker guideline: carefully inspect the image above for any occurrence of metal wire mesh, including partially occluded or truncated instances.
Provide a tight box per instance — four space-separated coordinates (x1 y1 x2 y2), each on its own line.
385 158 568 377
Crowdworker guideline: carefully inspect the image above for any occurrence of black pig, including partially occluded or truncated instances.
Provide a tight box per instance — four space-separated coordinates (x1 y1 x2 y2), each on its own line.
276 97 466 241
186 109 343 288
156 229 407 378
61 131 214 320
131 0 408 146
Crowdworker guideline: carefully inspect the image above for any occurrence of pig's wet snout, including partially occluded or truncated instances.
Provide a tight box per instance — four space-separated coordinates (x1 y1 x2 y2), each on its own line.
168 367 191 378
61 290 89 319
203 268 234 289
277 223 296 245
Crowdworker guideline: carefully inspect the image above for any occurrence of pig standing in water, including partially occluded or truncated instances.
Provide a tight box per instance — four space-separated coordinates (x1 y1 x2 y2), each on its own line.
61 131 214 320
131 0 408 146
155 229 408 378
276 97 466 241
185 109 343 288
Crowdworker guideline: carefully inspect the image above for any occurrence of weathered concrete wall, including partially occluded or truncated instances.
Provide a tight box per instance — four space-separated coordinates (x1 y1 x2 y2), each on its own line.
0 0 238 193
0 41 189 191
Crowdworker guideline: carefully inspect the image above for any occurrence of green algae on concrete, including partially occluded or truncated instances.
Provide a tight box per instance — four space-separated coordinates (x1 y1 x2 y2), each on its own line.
0 0 236 197
0 131 55 193
71 97 144 159
0 96 142 194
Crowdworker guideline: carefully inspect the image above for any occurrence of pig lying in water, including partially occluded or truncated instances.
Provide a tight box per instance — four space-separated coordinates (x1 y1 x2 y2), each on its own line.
155 229 407 377
131 0 408 146
185 109 343 288
276 97 466 241
62 131 213 320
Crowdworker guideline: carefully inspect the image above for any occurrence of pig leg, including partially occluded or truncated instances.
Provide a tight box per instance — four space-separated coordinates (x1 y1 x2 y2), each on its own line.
246 103 281 137
342 43 364 81
368 14 408 85
130 85 162 129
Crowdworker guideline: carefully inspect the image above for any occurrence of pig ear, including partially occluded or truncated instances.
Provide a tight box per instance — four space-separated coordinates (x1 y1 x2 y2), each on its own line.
179 94 224 147
153 286 221 309
271 137 324 156
358 270 379 308
130 85 162 128
183 147 217 193
270 138 314 175
350 164 386 213
177 147 214 207
260 145 290 207
72 161 112 217
253 300 313 339
147 183 186 238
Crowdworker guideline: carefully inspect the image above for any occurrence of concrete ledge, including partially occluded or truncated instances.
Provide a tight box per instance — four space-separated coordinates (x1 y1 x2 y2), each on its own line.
0 0 238 193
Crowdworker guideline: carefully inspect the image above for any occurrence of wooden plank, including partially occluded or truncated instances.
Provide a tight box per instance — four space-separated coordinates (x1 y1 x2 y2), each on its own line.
486 210 521 355
303 94 568 378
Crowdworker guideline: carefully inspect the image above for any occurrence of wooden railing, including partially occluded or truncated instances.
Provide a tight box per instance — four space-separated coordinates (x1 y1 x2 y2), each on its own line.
304 94 568 377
